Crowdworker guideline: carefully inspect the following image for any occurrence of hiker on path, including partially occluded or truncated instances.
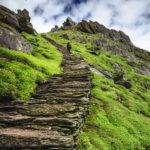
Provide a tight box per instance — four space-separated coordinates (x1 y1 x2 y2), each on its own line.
67 42 72 52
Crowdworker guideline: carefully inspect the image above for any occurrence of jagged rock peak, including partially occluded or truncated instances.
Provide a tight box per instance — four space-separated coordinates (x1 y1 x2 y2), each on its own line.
63 17 76 27
76 20 132 45
0 5 36 34
76 20 109 34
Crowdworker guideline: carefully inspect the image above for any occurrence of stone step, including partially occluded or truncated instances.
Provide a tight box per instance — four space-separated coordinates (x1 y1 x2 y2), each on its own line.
0 113 79 134
0 113 34 127
0 128 74 149
13 97 89 105
0 105 15 112
15 103 80 117
33 91 88 99
22 117 79 135
36 88 90 95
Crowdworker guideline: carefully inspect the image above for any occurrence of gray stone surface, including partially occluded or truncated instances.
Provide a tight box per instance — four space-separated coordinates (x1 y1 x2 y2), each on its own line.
63 17 76 27
60 33 72 40
0 5 36 34
0 26 33 53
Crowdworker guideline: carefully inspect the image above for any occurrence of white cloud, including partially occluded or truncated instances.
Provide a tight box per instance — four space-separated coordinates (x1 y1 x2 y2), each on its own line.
1 0 150 51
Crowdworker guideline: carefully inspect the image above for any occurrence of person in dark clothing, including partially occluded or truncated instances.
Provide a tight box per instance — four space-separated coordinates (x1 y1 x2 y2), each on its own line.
67 42 72 52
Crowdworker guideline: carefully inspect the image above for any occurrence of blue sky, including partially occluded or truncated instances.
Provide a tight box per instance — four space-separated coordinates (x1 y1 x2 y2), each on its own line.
1 0 150 51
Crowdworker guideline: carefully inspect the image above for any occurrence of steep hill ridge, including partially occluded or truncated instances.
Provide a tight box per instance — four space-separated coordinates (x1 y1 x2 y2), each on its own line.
0 37 91 149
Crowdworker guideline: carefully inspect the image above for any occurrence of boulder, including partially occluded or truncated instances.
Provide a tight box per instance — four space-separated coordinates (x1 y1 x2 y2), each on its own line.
60 33 72 40
0 26 33 53
110 62 121 70
73 36 88 44
76 20 109 34
0 5 36 34
113 71 131 89
17 9 36 34
63 17 76 27
116 80 132 89
91 38 108 46
0 5 19 30
50 25 59 32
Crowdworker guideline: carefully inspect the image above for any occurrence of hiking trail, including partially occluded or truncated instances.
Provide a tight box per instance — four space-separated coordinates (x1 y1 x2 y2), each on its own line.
0 36 91 150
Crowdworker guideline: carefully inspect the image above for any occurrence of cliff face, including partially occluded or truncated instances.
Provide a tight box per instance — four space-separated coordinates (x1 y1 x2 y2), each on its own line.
0 5 150 150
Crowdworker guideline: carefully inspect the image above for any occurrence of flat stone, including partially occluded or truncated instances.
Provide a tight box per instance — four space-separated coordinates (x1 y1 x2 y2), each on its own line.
0 128 73 149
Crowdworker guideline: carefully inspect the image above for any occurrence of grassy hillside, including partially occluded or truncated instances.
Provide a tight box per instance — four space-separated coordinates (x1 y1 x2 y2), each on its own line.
0 32 62 100
0 24 150 149
44 30 150 150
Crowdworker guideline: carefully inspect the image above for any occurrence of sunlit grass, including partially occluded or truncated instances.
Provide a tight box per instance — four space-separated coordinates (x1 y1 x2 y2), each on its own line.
0 32 62 100
46 30 150 149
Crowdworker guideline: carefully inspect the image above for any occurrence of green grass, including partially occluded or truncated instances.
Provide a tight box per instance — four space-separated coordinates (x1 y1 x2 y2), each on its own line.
45 30 150 150
0 32 62 100
1 26 150 149
79 74 150 150
0 22 15 33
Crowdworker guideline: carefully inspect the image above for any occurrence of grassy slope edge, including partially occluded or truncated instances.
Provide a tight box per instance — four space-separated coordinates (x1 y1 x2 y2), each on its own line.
0 32 62 100
44 30 150 150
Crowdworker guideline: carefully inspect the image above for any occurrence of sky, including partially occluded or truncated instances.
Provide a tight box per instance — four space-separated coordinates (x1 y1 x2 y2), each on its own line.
0 0 150 51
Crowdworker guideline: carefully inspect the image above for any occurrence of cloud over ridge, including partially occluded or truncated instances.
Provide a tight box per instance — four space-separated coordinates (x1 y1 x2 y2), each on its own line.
1 0 150 51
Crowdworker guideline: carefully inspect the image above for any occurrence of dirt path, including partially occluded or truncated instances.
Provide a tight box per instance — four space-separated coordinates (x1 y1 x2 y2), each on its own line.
0 36 91 149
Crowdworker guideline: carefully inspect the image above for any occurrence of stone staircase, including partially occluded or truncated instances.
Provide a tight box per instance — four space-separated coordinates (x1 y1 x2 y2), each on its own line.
0 36 91 150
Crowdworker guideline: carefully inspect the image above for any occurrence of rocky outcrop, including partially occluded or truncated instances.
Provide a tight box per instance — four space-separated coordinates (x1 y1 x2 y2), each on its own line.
60 34 88 44
0 5 36 34
106 29 132 45
73 36 88 44
62 17 76 30
0 5 34 53
0 26 33 53
17 9 36 34
113 71 131 89
50 25 60 32
63 17 76 27
76 20 109 34
76 20 132 45
0 37 91 149
60 33 72 40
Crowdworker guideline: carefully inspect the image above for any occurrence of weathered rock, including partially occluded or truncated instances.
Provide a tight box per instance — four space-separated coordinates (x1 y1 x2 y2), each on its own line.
50 25 60 32
116 80 132 89
110 62 121 70
60 33 72 40
113 71 132 89
0 5 19 30
0 26 33 53
0 5 36 34
0 128 74 149
91 38 129 57
17 9 36 34
63 17 76 27
105 29 132 45
91 38 108 46
73 36 88 44
76 20 109 34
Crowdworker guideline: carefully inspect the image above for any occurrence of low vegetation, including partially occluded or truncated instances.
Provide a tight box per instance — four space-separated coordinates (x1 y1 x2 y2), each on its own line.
0 32 62 99
45 30 150 149
0 25 150 149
